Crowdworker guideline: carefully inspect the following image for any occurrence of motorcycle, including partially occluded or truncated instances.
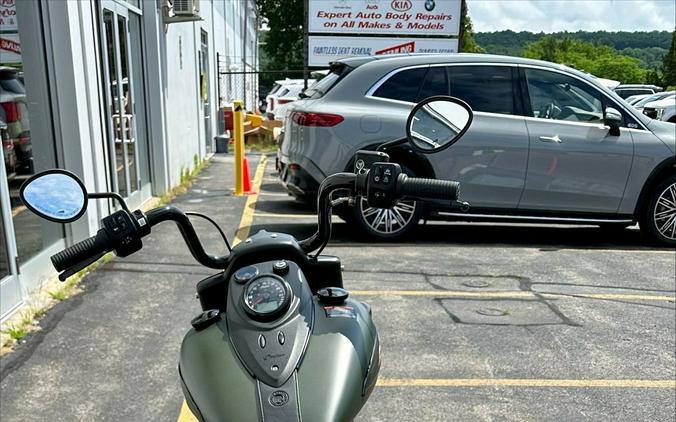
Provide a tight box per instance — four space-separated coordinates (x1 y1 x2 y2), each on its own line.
19 96 473 421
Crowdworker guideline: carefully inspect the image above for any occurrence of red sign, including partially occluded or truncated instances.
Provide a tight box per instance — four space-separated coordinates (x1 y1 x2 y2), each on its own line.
375 41 415 55
0 36 20 54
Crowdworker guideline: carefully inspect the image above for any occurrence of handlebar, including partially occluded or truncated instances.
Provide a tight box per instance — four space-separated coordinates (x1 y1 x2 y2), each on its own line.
397 174 459 201
48 163 463 276
51 231 112 272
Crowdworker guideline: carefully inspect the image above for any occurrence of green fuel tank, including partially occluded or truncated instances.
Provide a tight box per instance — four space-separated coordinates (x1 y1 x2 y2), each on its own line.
179 260 379 422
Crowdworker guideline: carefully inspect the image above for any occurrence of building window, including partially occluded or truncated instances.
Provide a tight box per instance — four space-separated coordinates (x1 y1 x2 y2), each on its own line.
1 0 62 265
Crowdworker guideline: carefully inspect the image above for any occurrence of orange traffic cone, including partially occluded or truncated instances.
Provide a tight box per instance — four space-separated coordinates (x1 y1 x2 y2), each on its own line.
242 156 254 194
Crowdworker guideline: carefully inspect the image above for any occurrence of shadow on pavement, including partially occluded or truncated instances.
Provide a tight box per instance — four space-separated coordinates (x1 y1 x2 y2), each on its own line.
246 220 670 251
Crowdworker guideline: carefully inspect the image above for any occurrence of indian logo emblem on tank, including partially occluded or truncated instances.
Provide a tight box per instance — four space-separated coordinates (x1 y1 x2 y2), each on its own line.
269 390 290 407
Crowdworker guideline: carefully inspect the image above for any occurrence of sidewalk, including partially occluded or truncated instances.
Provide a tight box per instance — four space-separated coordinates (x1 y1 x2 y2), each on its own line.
0 154 258 421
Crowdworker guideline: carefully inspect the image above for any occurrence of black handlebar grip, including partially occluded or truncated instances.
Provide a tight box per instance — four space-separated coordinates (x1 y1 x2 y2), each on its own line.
397 174 460 201
51 230 111 272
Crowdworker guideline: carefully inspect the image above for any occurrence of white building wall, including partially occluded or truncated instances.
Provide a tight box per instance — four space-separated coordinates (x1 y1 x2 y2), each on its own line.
164 23 201 186
161 0 259 184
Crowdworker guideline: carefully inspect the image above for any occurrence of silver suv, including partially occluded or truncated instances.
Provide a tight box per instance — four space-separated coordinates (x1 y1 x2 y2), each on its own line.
279 54 676 245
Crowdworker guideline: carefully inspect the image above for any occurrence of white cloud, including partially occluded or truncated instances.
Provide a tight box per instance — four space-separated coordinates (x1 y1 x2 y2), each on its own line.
468 0 676 33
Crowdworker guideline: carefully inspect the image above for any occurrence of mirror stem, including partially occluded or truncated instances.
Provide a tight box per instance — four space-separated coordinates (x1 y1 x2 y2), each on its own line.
376 138 408 152
88 192 131 214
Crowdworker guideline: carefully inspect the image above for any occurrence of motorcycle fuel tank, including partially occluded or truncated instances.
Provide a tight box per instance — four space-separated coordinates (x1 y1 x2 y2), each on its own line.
179 260 380 422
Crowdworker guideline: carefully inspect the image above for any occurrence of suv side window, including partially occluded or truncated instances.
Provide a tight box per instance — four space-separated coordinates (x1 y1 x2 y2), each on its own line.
448 66 517 115
417 66 449 101
525 69 604 124
372 67 428 102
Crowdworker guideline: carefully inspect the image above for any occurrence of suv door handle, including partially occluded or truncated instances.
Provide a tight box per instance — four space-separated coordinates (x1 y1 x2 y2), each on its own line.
539 135 562 143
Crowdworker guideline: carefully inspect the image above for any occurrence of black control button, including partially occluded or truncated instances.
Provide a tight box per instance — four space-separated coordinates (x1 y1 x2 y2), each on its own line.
384 168 392 176
317 287 349 305
258 334 266 349
191 309 221 331
277 331 285 345
374 166 383 177
234 266 259 284
273 260 289 275
382 176 390 184
373 175 381 183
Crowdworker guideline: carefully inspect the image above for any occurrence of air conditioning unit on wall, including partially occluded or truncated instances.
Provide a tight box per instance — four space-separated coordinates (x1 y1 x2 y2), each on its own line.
164 0 202 23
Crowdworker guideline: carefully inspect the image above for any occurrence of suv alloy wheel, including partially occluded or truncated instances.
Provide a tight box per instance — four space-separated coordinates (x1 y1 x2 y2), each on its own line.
642 175 676 246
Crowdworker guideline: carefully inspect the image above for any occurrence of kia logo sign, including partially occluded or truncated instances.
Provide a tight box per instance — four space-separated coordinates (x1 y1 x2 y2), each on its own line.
391 0 412 12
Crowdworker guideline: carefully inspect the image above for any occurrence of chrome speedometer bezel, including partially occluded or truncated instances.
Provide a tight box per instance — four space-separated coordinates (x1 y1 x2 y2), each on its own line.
241 274 292 321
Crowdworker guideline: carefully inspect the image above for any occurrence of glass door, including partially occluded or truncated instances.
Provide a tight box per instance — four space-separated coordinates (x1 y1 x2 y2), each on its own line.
99 1 150 208
0 146 22 320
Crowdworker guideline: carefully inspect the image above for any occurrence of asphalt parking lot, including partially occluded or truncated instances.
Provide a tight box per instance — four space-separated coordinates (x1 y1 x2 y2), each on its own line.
248 157 676 421
1 154 674 422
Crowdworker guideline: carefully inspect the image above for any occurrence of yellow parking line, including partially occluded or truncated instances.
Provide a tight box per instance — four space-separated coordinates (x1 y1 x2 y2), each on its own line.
350 290 675 302
177 402 197 422
233 155 268 245
377 378 676 388
11 205 26 218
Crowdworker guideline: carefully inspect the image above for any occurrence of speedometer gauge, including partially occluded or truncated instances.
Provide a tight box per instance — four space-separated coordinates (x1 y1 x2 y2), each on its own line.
242 275 291 320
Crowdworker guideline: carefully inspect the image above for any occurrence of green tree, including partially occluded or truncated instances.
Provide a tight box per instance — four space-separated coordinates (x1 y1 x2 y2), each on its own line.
459 0 485 53
645 68 663 87
524 37 646 83
661 31 676 88
256 0 304 93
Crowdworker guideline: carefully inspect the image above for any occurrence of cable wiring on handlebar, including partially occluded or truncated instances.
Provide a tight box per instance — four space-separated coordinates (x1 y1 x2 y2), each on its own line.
185 211 232 252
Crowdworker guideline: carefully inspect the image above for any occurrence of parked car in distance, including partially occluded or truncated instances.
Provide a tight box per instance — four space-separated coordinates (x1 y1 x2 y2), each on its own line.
631 91 675 112
613 84 663 99
643 95 676 123
0 66 32 176
273 84 305 121
1 117 17 177
279 54 676 245
265 78 314 120
625 93 651 105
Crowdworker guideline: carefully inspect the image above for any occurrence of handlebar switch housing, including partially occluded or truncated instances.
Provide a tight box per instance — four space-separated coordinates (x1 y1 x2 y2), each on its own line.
354 150 389 196
102 210 143 257
366 162 402 208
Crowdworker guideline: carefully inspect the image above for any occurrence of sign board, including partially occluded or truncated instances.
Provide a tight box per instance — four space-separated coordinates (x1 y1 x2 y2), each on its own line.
0 0 17 32
309 0 461 36
308 36 458 66
0 32 21 64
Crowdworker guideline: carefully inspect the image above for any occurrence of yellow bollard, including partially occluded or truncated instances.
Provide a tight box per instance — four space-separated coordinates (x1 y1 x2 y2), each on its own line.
233 100 244 196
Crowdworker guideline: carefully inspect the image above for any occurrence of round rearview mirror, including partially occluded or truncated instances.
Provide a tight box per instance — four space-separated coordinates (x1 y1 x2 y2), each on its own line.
20 170 88 223
406 96 473 153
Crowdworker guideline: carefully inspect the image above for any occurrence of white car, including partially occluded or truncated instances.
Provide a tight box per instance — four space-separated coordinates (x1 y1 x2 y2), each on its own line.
265 79 314 120
643 95 676 123
632 91 674 112
625 93 650 105
273 84 305 121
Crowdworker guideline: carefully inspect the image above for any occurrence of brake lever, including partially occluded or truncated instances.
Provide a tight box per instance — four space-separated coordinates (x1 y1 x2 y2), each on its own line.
58 251 106 281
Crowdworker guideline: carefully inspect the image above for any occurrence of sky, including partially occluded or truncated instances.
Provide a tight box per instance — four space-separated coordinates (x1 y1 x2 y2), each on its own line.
468 0 676 33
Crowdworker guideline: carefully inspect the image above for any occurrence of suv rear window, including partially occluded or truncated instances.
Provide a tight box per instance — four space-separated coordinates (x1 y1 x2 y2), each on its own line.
304 64 351 99
449 66 517 115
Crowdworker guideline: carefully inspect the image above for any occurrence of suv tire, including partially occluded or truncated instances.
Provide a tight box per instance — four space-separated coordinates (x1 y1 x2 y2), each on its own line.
640 174 676 246
350 166 423 240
